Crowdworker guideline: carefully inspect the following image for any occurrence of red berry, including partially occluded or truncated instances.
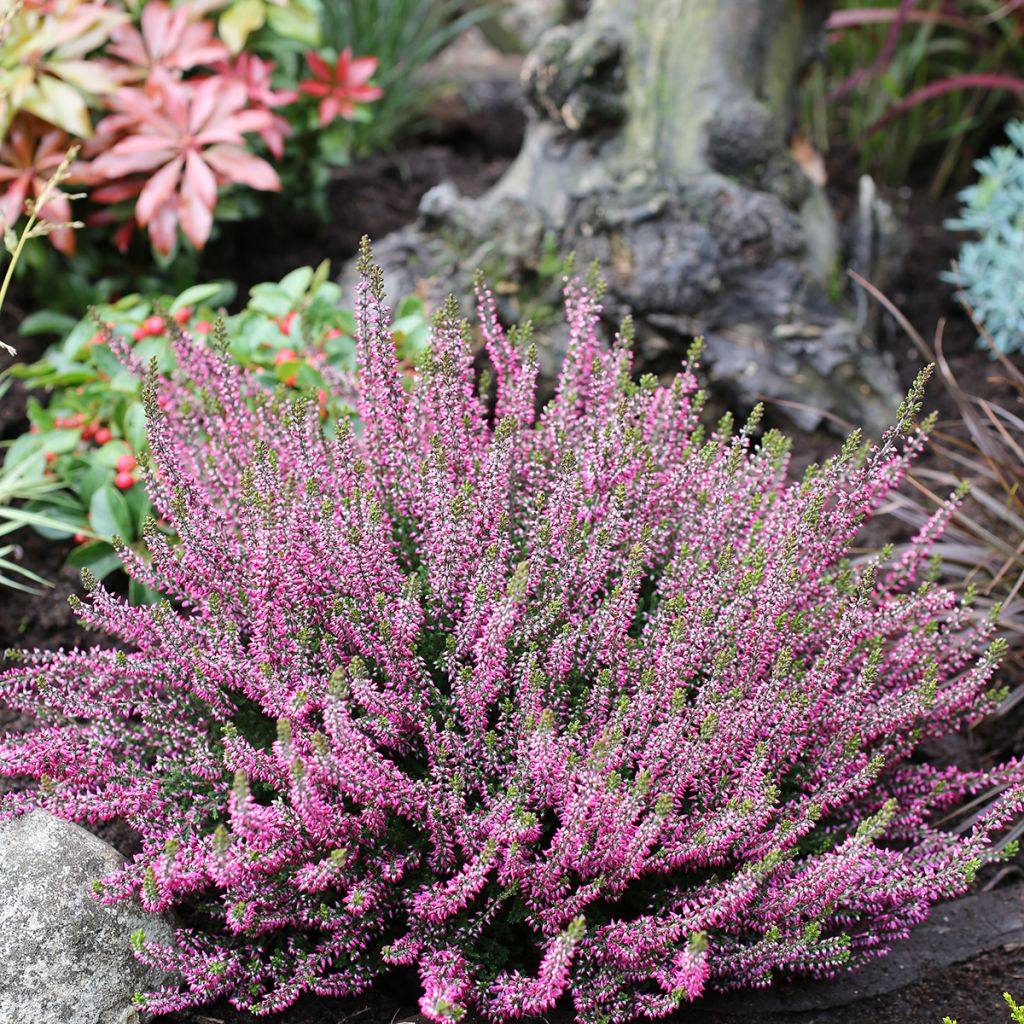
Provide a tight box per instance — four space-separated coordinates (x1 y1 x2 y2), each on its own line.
54 417 67 428
88 332 104 346
29 424 38 434
73 533 88 545
132 326 147 341
81 422 98 440
44 451 57 464
143 315 164 335
194 320 211 335
116 453 137 473
173 306 191 324
94 427 112 445
325 327 342 340
284 374 298 388
114 471 135 490
279 311 296 332
274 348 297 366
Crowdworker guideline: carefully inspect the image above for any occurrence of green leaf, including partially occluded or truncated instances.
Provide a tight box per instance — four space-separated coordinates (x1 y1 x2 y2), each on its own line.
24 370 96 389
0 547 52 592
1 503 81 538
67 540 113 567
220 0 266 53
273 359 303 383
310 259 331 294
94 441 131 468
89 484 134 542
22 506 78 540
277 266 314 301
132 337 166 367
37 429 82 455
18 310 78 336
129 577 162 606
0 440 45 482
123 481 153 536
68 462 110 506
4 359 54 379
247 284 293 318
395 295 424 319
108 371 141 395
266 0 321 45
68 541 123 582
170 281 233 313
91 345 125 380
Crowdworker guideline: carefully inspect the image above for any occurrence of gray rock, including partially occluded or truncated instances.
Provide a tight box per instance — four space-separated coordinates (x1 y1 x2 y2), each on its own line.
0 810 175 1024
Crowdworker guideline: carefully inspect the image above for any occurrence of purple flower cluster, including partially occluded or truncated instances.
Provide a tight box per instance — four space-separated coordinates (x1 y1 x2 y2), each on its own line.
1 242 1022 1021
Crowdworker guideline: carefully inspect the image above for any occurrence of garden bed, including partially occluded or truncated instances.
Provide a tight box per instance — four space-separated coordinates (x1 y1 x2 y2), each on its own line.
3 80 1024 1024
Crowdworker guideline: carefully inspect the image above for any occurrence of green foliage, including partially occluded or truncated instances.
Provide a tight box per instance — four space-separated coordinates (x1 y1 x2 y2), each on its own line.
319 0 490 152
0 140 87 589
801 1 1024 194
944 120 1024 353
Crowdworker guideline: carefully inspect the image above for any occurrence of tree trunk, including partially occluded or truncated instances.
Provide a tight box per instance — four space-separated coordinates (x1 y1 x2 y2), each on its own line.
360 0 901 433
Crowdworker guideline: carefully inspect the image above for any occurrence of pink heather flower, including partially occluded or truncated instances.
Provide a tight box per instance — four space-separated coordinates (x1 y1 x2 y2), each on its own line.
0 241 1021 1022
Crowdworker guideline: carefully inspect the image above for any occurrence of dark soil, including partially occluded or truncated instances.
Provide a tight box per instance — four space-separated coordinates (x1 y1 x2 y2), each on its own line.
4 70 1024 1024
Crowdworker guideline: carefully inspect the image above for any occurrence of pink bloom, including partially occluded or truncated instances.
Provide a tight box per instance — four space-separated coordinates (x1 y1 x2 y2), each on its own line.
298 48 383 127
0 117 77 254
208 53 296 158
107 0 228 81
88 76 280 253
2 251 1021 1021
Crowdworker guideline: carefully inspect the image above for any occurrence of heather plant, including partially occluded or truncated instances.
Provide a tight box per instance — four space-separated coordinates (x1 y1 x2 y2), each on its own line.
0 261 433 593
1 245 1023 1020
944 119 1024 355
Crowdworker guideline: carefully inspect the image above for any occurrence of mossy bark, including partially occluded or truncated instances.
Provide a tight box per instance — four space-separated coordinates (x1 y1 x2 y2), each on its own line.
498 0 822 210
357 0 902 433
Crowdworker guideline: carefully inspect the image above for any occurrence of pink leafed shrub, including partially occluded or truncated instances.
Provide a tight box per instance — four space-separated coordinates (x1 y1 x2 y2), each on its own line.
0 0 383 256
1 245 1022 1020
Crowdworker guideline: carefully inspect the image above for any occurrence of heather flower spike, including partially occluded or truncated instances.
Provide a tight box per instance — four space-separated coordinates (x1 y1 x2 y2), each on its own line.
1 240 1022 1021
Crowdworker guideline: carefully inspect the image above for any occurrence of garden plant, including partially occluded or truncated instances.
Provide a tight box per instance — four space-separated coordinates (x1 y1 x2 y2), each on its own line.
944 118 1024 355
0 0 386 262
0 244 1021 1020
0 260 430 594
801 0 1024 193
